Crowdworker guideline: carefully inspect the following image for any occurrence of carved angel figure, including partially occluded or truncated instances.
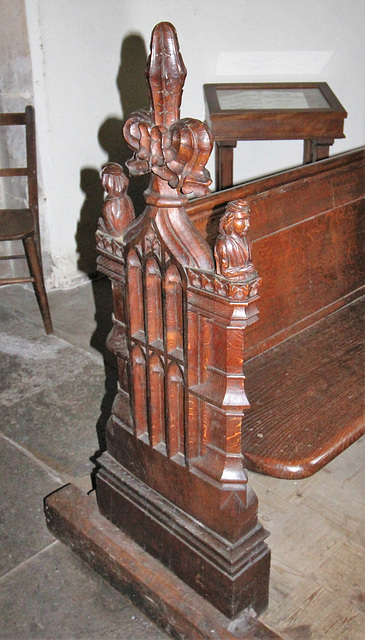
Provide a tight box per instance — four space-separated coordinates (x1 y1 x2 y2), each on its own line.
100 162 135 237
214 200 256 280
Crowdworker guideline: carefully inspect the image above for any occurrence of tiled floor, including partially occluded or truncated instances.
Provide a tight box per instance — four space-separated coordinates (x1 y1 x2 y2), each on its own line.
0 280 364 639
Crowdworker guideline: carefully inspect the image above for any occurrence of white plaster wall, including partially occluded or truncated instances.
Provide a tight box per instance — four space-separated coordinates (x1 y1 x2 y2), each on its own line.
24 0 365 287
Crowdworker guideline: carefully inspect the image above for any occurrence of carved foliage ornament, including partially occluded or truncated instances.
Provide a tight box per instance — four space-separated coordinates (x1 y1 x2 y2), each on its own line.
123 23 213 197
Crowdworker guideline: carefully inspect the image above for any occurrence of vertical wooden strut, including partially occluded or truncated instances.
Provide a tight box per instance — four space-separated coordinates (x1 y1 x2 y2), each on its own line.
96 22 270 618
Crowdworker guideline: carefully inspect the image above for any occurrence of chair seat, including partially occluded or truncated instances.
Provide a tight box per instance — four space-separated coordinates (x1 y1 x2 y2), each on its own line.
0 208 35 240
0 106 53 333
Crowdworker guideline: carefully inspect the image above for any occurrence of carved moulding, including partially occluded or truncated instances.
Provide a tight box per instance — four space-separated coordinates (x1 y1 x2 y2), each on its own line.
95 21 270 618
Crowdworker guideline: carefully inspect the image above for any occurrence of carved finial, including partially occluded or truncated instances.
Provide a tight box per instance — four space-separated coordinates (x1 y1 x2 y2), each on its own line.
123 22 213 197
147 22 186 127
214 200 257 280
100 162 135 237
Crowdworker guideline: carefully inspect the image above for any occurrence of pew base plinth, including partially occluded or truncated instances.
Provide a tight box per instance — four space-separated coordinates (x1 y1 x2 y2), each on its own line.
44 484 281 639
95 453 271 619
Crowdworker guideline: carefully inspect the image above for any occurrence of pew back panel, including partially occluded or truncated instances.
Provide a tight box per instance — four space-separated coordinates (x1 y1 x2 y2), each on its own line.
187 148 365 478
188 148 364 359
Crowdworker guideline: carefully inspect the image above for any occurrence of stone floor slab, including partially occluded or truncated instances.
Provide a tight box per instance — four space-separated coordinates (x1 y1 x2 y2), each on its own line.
1 281 364 639
0 304 103 408
0 436 61 577
0 360 106 477
0 541 169 640
0 279 114 361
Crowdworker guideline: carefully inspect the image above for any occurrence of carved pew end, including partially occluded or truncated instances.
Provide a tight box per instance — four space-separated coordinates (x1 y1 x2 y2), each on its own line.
45 20 274 634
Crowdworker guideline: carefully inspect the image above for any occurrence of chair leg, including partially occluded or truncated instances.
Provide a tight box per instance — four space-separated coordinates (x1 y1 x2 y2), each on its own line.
23 236 53 334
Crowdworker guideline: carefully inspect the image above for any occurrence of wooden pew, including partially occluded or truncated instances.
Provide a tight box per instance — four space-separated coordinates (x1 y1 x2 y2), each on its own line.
187 148 365 478
44 21 364 640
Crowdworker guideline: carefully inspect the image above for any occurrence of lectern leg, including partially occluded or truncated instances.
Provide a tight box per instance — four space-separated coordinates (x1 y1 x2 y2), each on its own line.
215 141 237 189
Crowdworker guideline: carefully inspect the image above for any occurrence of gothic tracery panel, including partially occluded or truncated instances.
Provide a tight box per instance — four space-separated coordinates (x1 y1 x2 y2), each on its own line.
165 263 184 359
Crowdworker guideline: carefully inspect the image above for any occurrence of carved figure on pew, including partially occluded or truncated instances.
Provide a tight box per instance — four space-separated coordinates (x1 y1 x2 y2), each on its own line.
214 199 257 280
100 162 135 237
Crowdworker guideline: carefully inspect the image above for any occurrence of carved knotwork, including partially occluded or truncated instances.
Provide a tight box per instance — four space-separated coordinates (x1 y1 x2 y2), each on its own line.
123 23 212 197
214 199 258 280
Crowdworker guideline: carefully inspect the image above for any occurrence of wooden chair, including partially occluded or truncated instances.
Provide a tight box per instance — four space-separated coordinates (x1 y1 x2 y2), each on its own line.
0 105 53 334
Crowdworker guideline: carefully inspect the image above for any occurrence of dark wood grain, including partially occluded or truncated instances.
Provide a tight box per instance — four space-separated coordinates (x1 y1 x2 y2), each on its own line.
43 18 364 636
188 147 364 477
187 149 365 359
95 21 270 619
243 296 365 478
187 147 364 236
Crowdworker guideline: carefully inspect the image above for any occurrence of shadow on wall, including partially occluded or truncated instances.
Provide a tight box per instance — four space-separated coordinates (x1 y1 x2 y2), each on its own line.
75 33 150 467
76 33 150 278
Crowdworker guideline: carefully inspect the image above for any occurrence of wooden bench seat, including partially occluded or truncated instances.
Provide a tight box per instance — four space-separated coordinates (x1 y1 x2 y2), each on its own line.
243 295 364 478
187 147 365 479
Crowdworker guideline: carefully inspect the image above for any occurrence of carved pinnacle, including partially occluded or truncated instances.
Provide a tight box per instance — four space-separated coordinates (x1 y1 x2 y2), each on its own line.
147 22 187 127
123 22 213 197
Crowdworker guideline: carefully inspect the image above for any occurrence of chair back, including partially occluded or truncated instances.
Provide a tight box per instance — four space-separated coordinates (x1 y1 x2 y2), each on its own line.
0 106 40 248
0 106 52 333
